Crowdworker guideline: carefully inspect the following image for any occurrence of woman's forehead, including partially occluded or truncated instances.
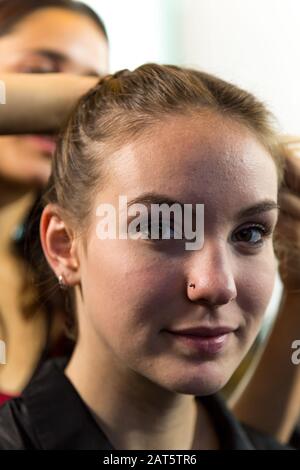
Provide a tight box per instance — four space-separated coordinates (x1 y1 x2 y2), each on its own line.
90 116 278 234
107 114 278 200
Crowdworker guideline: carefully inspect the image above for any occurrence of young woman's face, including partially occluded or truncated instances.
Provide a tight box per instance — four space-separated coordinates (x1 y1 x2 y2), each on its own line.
78 112 279 395
0 7 108 186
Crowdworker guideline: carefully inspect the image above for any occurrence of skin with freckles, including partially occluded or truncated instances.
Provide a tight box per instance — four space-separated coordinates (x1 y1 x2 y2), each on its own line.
42 111 279 449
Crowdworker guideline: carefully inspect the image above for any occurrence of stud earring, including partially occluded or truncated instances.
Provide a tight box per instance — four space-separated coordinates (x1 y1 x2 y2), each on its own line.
58 274 67 290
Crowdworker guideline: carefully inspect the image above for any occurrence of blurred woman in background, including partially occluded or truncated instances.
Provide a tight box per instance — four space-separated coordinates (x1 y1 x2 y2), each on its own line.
0 0 109 402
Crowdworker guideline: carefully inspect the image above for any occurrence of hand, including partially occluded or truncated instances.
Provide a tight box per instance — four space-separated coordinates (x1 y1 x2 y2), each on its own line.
275 137 300 291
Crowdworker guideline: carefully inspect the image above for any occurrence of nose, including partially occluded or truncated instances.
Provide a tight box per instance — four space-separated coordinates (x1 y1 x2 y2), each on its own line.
186 241 237 307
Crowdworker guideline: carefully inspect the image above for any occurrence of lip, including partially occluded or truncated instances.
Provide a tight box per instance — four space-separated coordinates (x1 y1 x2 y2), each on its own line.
164 326 237 355
24 135 56 154
167 326 236 337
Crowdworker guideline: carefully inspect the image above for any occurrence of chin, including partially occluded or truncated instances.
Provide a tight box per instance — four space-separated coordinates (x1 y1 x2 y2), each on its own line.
170 377 227 396
156 362 232 396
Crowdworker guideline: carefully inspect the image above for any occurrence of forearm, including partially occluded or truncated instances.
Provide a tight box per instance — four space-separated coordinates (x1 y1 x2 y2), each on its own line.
232 291 300 443
0 74 98 134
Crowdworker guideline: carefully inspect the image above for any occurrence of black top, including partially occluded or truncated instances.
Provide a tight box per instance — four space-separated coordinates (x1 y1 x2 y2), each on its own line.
0 358 292 450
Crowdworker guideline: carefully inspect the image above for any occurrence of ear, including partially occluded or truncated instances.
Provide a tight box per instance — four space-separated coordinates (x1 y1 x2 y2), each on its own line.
40 203 81 287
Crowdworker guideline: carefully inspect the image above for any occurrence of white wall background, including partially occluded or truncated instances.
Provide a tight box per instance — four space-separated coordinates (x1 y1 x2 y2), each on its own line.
84 0 300 134
180 0 300 135
83 0 175 70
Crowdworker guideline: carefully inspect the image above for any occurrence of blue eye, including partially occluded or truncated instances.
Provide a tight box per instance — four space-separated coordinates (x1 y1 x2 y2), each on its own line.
232 224 270 246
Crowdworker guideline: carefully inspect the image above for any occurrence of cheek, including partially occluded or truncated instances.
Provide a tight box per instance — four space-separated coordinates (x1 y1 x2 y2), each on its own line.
81 239 182 339
237 248 277 337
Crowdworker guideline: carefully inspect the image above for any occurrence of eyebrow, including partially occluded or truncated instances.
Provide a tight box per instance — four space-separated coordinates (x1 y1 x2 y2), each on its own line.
235 200 280 219
127 192 280 219
29 48 100 77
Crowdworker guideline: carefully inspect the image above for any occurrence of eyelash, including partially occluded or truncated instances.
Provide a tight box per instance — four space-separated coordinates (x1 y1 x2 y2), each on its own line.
18 63 60 74
232 223 273 247
136 220 178 240
137 220 273 247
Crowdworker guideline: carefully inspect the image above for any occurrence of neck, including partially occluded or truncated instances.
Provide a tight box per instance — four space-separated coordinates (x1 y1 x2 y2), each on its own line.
65 320 218 450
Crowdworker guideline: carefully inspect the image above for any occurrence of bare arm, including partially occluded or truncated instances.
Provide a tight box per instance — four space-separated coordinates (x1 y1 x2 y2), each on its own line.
0 73 99 134
231 138 300 443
